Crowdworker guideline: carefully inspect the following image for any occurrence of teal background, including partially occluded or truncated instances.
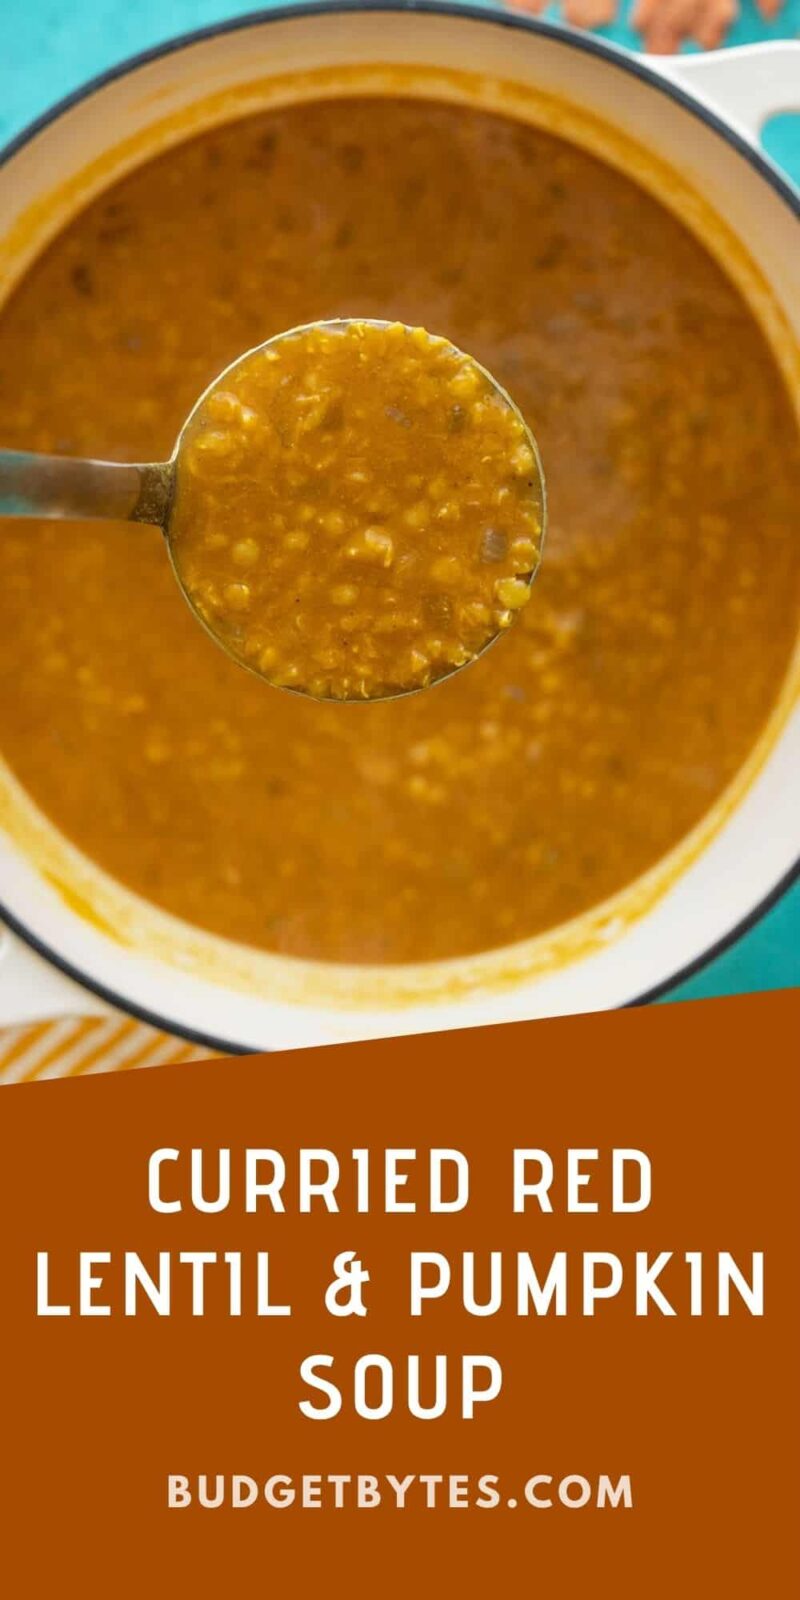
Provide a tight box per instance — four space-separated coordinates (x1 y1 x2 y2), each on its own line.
0 0 798 1001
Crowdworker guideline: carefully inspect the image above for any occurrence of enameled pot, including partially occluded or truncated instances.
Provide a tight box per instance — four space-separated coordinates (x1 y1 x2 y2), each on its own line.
0 3 798 1052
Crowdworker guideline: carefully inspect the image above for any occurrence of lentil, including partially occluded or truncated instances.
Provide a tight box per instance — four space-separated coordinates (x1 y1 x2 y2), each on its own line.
170 320 542 698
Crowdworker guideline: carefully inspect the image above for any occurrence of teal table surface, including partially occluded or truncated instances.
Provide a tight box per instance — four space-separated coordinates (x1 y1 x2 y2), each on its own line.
1 0 798 1003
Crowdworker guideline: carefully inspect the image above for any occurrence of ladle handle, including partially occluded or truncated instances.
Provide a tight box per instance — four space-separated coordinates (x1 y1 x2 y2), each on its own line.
0 449 172 526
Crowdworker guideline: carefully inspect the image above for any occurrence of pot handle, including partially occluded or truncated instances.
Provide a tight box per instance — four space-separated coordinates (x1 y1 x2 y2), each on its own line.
650 41 800 148
0 924 110 1028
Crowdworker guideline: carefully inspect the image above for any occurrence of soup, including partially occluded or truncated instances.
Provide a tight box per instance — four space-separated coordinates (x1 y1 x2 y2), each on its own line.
0 96 798 964
171 318 542 699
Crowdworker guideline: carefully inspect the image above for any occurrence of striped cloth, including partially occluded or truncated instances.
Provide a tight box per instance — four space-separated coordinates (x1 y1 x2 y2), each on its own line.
0 1015 214 1083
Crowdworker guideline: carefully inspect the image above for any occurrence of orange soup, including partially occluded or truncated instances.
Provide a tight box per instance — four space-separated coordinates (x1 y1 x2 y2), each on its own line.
0 97 798 963
171 319 541 698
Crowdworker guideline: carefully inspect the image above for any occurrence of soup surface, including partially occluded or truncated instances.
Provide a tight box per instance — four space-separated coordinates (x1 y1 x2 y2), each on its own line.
0 96 798 963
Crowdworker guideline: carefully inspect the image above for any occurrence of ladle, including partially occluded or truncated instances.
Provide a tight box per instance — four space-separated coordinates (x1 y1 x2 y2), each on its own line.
0 318 546 702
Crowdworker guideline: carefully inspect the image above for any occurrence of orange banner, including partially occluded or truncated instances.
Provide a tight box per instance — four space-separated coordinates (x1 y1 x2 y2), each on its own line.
1 990 798 1595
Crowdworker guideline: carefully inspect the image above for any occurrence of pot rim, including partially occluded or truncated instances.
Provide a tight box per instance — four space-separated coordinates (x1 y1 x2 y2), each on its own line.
2 0 800 219
0 0 798 1052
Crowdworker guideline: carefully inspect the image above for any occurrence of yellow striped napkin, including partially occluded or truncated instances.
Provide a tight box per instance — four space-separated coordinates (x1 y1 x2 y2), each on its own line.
0 1016 216 1084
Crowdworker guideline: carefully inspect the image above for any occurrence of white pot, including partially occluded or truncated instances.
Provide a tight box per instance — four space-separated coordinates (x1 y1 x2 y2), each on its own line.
0 5 798 1052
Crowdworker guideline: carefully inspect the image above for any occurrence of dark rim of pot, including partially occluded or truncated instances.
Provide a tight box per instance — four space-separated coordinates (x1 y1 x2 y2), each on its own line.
0 1 798 1054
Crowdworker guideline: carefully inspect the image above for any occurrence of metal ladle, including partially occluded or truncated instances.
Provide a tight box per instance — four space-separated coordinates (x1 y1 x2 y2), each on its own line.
0 319 546 701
